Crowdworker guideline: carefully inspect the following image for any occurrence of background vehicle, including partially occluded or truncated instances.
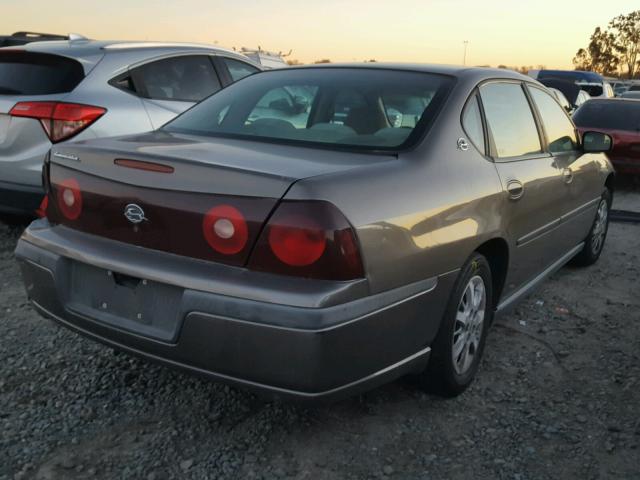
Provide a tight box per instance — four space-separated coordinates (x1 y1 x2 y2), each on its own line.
240 48 288 69
548 87 573 113
574 98 640 174
16 65 614 401
620 90 640 100
0 39 261 216
539 78 591 112
611 81 630 97
0 31 68 47
530 69 614 98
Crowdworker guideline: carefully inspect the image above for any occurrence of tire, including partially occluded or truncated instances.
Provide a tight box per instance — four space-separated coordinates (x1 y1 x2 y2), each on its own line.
419 253 494 397
570 189 611 267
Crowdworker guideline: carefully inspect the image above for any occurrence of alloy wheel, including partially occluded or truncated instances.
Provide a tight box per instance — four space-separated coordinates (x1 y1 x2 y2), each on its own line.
452 275 486 375
591 199 609 255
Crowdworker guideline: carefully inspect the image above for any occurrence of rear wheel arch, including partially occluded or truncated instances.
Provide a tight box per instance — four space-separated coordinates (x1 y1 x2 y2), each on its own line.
474 238 509 309
605 173 615 197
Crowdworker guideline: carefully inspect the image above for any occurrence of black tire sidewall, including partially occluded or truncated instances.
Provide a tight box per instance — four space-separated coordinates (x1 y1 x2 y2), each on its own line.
427 253 494 394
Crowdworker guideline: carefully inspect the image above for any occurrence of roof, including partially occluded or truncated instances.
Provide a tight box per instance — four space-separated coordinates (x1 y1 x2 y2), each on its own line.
582 97 640 105
8 39 238 56
537 70 604 83
278 62 532 81
0 39 257 71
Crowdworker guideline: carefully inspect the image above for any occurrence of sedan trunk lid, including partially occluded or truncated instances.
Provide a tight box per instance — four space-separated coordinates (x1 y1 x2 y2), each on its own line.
47 130 392 267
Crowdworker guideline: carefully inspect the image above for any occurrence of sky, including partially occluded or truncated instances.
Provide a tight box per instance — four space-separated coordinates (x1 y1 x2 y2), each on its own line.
1 0 638 68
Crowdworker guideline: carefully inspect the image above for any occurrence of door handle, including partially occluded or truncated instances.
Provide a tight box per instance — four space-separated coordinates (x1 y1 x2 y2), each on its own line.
506 180 524 200
562 167 574 184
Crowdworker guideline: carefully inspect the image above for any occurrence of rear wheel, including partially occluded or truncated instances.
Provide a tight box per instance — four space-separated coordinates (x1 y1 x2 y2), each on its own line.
419 253 493 397
571 189 611 267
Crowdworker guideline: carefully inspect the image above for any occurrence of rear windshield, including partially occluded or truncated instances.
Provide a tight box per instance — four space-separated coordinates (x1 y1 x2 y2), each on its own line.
0 51 84 95
164 68 453 151
573 101 640 131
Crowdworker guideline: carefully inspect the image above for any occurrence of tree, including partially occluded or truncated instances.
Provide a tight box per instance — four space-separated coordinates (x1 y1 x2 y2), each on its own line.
572 27 620 75
608 11 640 78
286 59 303 66
313 59 331 64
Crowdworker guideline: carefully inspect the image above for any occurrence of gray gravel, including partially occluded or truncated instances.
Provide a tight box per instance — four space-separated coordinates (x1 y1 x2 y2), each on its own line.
1 185 639 480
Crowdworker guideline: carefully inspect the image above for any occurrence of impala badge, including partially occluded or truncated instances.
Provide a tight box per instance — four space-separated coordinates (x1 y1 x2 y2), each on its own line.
124 204 147 224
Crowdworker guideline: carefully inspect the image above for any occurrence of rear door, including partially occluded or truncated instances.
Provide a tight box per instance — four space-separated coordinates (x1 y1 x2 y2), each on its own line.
478 81 566 297
527 85 601 251
130 55 223 129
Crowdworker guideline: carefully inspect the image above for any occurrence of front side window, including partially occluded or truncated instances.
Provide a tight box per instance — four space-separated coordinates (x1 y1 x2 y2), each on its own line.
223 58 259 82
132 55 221 102
462 95 485 154
164 68 453 151
480 82 542 159
529 87 578 153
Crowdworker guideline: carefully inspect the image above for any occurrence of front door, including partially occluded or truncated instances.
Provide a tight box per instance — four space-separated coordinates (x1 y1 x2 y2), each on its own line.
527 85 602 252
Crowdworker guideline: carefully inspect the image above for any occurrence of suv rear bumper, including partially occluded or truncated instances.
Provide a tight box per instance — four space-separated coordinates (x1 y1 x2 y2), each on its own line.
15 220 457 402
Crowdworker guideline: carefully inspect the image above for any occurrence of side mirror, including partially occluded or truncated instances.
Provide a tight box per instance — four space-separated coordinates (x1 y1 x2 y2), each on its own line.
582 131 612 153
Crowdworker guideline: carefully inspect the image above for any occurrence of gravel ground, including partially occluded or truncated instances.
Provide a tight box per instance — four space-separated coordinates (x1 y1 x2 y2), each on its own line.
1 184 639 480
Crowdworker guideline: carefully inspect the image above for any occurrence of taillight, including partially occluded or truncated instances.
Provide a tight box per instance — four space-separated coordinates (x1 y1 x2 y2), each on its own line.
56 178 82 220
202 204 249 255
249 201 364 280
9 101 106 143
35 195 49 218
268 215 326 266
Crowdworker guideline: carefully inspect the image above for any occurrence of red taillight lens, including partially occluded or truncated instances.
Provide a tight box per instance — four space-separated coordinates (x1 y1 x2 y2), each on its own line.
268 215 326 266
35 195 49 218
202 204 249 255
56 178 82 220
249 201 364 280
9 101 106 143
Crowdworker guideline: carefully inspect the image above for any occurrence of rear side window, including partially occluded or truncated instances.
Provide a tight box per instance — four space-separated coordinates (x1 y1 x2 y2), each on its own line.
462 95 485 154
0 51 84 95
132 55 221 102
222 58 259 82
480 82 542 158
573 101 640 131
529 87 578 153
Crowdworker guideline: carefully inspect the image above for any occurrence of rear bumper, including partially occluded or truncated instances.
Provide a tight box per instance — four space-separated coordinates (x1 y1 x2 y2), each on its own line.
15 221 457 402
0 180 42 216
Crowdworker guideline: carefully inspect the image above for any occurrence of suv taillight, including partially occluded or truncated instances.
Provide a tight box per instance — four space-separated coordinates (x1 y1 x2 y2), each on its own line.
9 101 106 143
248 201 364 281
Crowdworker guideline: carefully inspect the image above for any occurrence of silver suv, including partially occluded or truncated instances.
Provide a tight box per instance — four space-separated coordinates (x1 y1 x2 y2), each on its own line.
0 39 261 215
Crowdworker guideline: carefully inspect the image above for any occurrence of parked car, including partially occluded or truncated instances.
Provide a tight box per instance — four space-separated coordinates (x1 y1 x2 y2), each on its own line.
0 31 68 47
548 87 573 113
240 48 288 69
620 91 640 100
611 81 630 97
0 39 261 216
574 98 640 174
539 78 591 111
530 69 614 98
15 65 614 402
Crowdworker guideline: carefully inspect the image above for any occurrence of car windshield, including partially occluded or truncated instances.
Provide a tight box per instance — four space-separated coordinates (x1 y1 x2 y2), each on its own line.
573 101 640 131
164 67 453 151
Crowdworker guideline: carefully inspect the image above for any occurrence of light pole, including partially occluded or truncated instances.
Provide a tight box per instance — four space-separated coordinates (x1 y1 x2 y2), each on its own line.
463 40 469 66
